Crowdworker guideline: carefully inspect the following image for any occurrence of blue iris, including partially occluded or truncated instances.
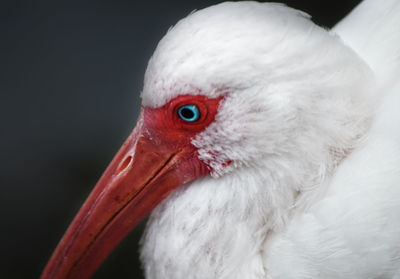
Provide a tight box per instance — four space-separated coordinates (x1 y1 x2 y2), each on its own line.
178 105 200 122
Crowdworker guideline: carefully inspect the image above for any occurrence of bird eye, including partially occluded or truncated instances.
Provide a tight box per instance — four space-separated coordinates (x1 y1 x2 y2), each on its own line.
177 105 200 122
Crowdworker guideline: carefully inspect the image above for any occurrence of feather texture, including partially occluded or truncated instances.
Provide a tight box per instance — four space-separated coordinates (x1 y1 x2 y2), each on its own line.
139 1 400 278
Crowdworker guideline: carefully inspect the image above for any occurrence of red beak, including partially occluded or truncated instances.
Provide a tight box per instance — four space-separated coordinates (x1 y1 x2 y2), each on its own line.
41 110 207 279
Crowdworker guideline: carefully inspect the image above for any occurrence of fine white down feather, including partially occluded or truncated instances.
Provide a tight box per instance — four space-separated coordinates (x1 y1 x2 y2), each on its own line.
139 1 400 278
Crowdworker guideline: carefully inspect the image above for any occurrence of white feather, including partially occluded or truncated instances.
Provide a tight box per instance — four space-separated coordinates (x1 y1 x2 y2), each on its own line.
334 0 400 88
139 1 400 278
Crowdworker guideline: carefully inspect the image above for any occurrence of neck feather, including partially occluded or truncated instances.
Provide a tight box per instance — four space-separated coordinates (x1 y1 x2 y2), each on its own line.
140 154 333 279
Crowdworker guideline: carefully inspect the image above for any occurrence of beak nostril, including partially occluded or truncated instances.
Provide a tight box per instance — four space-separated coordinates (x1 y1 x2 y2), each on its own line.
115 155 133 175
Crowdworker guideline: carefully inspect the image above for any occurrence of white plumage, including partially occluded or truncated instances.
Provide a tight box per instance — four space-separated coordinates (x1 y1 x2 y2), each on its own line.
138 1 400 278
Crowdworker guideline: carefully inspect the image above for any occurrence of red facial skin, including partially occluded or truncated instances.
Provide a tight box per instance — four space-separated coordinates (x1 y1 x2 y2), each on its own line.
41 95 223 279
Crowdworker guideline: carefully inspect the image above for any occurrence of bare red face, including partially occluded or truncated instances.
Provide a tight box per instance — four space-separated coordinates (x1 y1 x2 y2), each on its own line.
41 95 224 279
144 94 222 154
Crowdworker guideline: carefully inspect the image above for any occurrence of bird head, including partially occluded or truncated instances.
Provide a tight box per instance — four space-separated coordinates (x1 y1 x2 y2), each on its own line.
41 2 375 279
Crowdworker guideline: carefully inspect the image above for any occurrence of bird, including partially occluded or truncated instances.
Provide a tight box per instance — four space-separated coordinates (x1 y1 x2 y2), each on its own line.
41 0 400 278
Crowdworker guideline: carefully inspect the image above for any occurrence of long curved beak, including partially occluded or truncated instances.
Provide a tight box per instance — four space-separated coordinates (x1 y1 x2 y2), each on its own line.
41 112 201 279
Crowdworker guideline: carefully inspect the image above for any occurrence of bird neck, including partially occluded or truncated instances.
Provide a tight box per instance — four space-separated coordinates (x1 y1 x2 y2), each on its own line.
140 155 330 279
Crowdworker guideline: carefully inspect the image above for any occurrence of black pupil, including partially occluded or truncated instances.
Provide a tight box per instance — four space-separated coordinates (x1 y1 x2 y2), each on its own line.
181 108 194 119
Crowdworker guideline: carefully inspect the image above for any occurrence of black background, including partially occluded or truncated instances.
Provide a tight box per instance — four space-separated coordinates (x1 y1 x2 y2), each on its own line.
1 0 361 278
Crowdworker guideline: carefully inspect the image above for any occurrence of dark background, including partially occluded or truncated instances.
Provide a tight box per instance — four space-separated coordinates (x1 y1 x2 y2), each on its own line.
1 0 361 278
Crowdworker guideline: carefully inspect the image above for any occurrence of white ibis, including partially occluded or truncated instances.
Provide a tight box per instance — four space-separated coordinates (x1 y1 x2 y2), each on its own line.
42 0 400 278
